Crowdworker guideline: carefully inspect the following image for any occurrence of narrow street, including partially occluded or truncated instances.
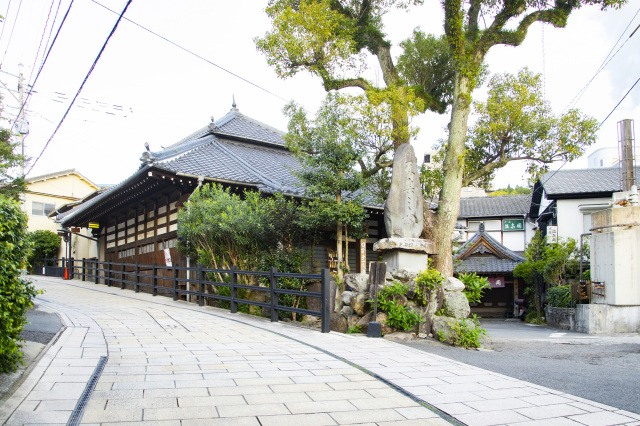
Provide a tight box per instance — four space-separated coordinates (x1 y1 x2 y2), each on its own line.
403 320 640 414
2 277 640 426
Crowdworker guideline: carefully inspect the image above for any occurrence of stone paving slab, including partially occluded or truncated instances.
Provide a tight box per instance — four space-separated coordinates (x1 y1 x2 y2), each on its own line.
1 276 638 426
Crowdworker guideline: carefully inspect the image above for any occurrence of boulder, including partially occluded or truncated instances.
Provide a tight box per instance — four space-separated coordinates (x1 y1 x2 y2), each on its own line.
351 293 368 316
330 312 348 333
432 316 457 344
347 314 361 330
340 305 353 317
384 143 423 238
356 311 374 332
376 312 394 335
383 331 414 342
301 315 320 328
442 291 471 319
443 276 465 292
344 274 369 293
341 291 354 306
390 268 413 282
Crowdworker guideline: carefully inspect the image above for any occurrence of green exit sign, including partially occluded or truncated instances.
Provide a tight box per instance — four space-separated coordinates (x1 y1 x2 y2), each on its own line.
503 219 524 231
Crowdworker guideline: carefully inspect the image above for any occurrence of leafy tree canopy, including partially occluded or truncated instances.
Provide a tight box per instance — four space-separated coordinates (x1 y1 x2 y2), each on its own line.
0 117 26 200
27 230 61 266
489 185 532 196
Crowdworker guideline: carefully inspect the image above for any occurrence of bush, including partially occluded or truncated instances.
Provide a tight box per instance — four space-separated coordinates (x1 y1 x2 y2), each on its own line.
547 284 574 308
27 230 61 266
375 281 422 332
414 265 444 304
437 315 487 349
459 272 490 304
0 195 39 373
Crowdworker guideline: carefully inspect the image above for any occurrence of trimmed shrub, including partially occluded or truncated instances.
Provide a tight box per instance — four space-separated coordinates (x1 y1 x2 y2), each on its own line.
547 284 574 308
0 195 39 373
27 229 61 267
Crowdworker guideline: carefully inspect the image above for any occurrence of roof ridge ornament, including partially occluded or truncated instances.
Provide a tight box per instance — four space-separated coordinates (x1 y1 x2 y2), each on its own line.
208 116 216 131
232 94 238 111
479 222 485 232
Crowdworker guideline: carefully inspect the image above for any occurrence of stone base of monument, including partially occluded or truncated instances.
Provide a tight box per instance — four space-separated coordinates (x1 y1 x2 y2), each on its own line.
373 238 436 274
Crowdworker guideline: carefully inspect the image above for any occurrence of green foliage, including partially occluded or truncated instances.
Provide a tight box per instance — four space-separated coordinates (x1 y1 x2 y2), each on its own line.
347 324 362 334
414 266 444 304
0 195 39 373
459 272 490 304
437 315 487 349
489 185 532 196
0 125 26 200
515 232 588 320
463 69 598 187
177 184 312 273
27 230 61 266
547 285 574 308
525 311 546 325
376 281 422 332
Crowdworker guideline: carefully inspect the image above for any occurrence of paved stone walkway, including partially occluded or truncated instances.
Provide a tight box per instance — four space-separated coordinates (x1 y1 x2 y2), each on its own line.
2 277 639 426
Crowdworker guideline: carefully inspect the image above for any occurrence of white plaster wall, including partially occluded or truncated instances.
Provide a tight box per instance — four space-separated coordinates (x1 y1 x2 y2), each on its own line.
576 304 640 333
503 231 525 252
557 198 610 241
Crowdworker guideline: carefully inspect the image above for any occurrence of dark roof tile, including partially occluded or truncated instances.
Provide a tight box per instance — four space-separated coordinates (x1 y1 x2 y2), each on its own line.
458 194 531 218
541 166 640 196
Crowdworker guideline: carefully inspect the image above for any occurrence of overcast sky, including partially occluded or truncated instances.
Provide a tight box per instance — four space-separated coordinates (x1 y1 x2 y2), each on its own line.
0 0 638 188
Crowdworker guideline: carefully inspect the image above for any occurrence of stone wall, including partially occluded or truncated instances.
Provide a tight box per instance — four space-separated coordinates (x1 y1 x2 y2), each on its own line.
545 306 576 331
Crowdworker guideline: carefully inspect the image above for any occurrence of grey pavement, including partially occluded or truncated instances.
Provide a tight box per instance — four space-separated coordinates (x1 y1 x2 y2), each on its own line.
1 277 639 426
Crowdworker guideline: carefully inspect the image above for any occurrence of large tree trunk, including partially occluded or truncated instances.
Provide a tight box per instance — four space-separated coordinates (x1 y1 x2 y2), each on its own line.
376 45 410 148
433 72 473 277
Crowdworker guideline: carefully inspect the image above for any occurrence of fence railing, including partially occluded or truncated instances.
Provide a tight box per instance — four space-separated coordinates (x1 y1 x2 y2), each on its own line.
33 257 331 333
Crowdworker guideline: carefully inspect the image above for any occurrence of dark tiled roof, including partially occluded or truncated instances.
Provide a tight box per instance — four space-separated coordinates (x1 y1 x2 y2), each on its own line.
458 194 532 218
540 166 640 196
156 137 304 195
455 258 523 274
454 224 524 274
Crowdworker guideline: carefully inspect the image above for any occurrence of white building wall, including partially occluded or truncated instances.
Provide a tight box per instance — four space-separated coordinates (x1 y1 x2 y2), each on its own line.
556 198 611 241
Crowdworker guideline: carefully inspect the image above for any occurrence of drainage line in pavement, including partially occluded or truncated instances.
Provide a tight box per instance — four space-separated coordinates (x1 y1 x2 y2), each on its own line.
67 355 108 426
50 279 465 425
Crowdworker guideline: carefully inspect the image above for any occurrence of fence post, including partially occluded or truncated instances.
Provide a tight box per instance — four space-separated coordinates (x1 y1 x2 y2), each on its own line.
120 262 125 290
152 263 158 296
270 267 278 323
82 258 86 282
198 264 204 306
230 265 237 314
94 260 99 284
135 262 140 293
107 261 112 287
173 267 179 301
69 257 75 280
321 268 331 333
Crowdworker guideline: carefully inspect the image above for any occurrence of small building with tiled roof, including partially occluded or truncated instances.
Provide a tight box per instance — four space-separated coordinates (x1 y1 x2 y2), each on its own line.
454 223 526 317
23 169 99 260
58 104 385 273
530 166 640 241
456 194 535 253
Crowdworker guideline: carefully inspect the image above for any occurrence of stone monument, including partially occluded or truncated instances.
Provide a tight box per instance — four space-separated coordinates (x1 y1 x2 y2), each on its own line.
373 144 435 272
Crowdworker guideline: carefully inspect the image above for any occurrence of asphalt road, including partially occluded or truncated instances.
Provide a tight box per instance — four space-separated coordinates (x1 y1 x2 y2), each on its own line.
20 304 62 344
402 320 640 414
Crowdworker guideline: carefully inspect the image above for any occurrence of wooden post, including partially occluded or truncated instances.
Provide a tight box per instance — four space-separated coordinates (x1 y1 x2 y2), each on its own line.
173 267 179 301
107 261 112 287
94 259 99 284
152 263 157 296
321 268 330 333
367 261 386 338
134 262 140 293
270 267 278 322
82 258 86 282
198 264 204 306
230 265 237 314
120 262 125 290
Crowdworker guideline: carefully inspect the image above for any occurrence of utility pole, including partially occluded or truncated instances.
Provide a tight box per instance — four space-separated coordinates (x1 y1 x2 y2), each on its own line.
17 63 29 177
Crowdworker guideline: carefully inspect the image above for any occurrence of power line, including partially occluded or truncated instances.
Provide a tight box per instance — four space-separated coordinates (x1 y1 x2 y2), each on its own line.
0 0 24 65
89 0 290 104
0 0 13 47
599 76 640 128
11 0 75 132
564 6 640 111
27 0 58 86
26 0 134 176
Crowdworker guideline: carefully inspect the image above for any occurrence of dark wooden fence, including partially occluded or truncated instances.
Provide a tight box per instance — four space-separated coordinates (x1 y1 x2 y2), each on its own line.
33 257 331 333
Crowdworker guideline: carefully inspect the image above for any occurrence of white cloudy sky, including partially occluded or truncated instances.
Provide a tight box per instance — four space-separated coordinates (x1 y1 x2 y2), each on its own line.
0 0 638 187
